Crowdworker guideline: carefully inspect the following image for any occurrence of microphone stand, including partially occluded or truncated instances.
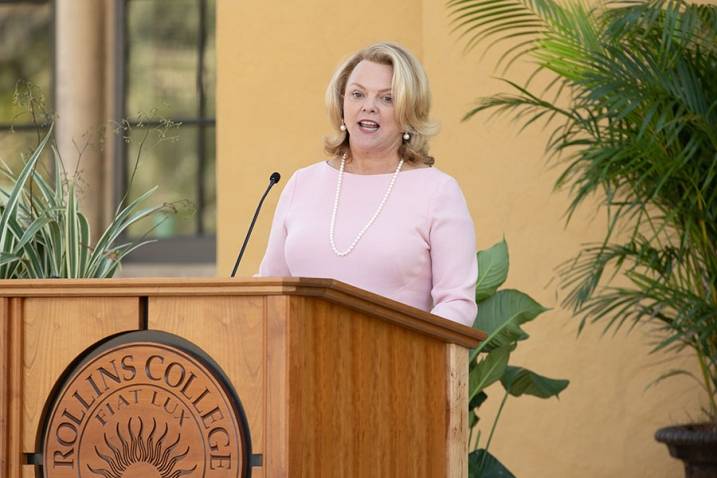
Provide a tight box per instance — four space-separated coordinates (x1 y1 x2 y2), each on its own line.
230 172 281 278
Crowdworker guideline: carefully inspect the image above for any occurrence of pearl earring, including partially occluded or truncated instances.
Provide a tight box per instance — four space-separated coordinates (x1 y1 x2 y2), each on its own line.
403 132 411 141
340 122 347 132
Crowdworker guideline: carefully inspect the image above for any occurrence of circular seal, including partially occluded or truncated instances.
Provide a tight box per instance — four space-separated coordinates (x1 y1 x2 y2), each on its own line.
40 331 251 478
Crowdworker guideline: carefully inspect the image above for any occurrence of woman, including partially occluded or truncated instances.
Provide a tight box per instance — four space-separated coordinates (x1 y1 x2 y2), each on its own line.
258 42 477 327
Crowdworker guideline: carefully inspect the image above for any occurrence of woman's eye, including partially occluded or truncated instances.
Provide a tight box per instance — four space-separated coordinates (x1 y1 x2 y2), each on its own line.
351 90 363 99
382 96 393 104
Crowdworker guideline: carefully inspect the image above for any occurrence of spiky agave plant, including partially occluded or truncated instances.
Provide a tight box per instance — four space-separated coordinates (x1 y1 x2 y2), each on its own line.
449 0 717 421
0 124 168 278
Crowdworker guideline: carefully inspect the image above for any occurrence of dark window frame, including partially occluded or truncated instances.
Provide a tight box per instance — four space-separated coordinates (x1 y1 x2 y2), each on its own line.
113 0 216 264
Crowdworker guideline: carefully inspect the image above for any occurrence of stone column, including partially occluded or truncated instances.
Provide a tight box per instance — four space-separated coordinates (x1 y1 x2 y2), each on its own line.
55 0 106 239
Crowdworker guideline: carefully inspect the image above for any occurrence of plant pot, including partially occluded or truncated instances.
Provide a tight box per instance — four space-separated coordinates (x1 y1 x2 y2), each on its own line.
655 424 717 478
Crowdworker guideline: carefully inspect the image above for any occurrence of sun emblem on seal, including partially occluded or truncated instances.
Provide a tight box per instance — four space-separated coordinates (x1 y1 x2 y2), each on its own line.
88 417 197 478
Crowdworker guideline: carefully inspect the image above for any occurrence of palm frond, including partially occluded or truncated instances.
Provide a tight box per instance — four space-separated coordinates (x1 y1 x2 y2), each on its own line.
451 0 717 419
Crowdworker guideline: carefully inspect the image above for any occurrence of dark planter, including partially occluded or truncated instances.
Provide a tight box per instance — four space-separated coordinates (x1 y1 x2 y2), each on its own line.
655 424 717 478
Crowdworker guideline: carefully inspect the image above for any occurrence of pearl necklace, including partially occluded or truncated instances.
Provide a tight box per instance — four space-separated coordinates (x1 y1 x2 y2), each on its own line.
329 156 404 257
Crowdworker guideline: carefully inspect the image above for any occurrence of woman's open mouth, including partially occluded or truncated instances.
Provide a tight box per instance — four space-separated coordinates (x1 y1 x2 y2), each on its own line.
358 120 380 133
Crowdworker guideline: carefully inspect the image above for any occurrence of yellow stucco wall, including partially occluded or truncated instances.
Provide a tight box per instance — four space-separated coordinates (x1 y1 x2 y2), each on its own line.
216 1 702 476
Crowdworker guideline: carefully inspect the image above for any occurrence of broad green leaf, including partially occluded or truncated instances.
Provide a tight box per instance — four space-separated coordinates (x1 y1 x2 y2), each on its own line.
469 345 511 403
470 390 489 410
473 289 548 353
469 449 515 478
501 366 569 398
476 239 509 302
469 409 479 428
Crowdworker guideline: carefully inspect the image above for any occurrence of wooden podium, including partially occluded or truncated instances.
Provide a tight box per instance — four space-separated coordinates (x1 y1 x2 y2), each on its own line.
0 277 482 478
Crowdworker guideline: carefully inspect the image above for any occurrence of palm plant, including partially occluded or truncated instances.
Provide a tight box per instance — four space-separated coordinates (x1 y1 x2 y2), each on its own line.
449 0 717 427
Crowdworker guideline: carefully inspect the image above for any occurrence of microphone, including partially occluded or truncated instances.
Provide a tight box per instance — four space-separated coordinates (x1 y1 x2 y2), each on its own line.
230 172 281 278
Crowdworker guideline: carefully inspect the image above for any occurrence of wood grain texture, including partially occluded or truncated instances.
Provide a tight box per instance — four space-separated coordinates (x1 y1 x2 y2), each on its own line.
446 344 469 478
8 299 23 478
264 295 289 478
148 296 265 457
288 296 448 477
22 297 138 451
0 298 7 477
0 280 478 478
3 299 43 478
0 278 483 348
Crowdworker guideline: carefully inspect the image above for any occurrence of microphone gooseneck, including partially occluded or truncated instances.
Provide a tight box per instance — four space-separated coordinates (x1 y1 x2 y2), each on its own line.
230 172 281 278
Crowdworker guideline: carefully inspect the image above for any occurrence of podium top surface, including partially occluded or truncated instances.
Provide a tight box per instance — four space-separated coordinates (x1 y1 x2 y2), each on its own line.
0 276 484 348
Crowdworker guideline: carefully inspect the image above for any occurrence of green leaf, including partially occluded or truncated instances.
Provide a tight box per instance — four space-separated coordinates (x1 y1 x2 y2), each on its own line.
470 390 489 410
469 408 479 429
47 219 63 277
501 366 569 398
469 449 515 478
12 214 52 255
10 213 51 278
476 239 509 302
0 253 19 267
0 121 170 279
469 345 511 403
64 182 79 278
103 239 157 275
86 187 160 274
473 289 548 354
0 126 53 276
77 212 90 277
645 368 705 393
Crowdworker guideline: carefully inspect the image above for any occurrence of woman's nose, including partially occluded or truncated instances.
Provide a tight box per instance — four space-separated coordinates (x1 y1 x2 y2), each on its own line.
361 96 378 112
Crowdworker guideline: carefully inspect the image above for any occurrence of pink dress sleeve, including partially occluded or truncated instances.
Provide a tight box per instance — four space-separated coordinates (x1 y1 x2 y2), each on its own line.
428 177 478 327
257 172 297 276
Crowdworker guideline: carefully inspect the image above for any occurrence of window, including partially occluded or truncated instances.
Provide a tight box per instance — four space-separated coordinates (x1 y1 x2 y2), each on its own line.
114 0 216 263
0 0 53 177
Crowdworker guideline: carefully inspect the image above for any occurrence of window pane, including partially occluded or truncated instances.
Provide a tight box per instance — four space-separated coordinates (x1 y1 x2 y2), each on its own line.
126 0 200 119
125 125 200 238
0 3 52 124
202 125 215 233
204 0 216 117
121 0 216 250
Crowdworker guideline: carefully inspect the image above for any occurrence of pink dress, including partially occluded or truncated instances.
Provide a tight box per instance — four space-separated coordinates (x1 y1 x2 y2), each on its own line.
258 161 478 326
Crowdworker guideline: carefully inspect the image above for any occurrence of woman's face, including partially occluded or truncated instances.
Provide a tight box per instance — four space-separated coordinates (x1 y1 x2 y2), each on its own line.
342 60 402 158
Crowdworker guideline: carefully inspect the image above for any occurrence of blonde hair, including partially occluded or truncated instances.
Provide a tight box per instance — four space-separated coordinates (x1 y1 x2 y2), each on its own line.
324 42 438 165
